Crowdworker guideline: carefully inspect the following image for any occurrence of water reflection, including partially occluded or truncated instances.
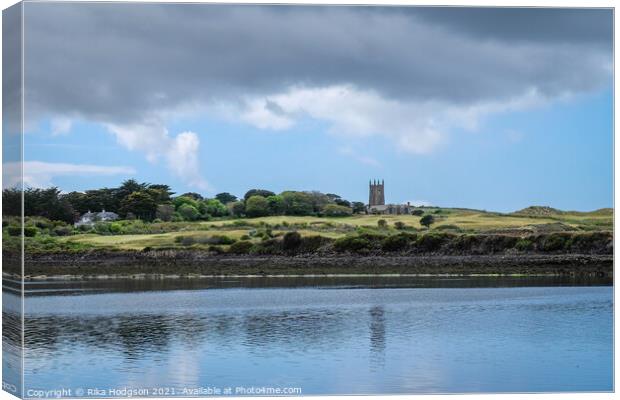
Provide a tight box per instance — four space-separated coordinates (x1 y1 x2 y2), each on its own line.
3 282 613 394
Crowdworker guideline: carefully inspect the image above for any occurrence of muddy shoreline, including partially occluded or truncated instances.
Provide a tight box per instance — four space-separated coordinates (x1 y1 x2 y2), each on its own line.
4 250 613 279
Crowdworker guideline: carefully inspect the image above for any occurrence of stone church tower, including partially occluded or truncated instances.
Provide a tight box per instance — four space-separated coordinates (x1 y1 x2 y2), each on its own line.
369 179 385 206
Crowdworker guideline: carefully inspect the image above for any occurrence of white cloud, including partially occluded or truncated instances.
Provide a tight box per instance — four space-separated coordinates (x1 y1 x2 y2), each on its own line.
3 161 136 189
50 117 73 136
105 122 209 190
237 85 546 154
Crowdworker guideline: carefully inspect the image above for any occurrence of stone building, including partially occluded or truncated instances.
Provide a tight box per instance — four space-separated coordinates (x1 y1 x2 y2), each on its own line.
367 179 414 215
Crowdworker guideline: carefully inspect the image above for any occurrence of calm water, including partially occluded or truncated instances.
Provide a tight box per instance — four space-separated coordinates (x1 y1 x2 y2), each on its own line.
3 277 614 396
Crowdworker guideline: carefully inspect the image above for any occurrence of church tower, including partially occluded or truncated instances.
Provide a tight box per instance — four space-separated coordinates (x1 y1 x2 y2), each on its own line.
369 179 385 206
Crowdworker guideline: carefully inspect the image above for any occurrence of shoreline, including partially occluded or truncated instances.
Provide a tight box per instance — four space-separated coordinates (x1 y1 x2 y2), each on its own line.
5 251 613 280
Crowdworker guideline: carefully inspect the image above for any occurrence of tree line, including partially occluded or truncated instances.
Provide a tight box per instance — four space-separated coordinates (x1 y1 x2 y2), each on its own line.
2 180 366 223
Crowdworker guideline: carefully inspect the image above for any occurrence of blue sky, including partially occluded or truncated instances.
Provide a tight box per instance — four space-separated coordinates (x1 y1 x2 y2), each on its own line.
24 87 612 212
16 4 613 212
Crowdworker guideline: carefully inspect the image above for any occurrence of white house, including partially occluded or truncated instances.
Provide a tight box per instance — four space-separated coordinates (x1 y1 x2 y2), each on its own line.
75 209 119 227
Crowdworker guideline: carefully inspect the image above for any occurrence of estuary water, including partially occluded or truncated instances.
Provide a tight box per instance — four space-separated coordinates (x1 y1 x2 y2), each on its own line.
3 276 613 396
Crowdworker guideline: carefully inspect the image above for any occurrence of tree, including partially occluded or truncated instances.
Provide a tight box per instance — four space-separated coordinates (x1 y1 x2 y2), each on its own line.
115 179 148 206
351 202 366 214
156 204 175 221
420 214 435 229
244 189 275 201
203 199 228 217
21 187 76 223
266 195 284 215
2 188 21 216
120 191 157 220
180 192 204 201
215 192 238 204
178 203 200 221
173 196 200 210
281 191 314 216
148 184 174 203
228 201 245 217
334 198 351 207
245 195 270 217
322 204 353 217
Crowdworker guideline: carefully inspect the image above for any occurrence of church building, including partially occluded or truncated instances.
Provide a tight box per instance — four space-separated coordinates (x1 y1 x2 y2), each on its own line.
367 179 413 215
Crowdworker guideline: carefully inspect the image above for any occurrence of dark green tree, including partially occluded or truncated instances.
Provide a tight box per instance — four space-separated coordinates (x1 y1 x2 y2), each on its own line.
244 189 275 201
420 214 435 229
120 191 157 220
215 192 238 204
351 202 366 214
245 195 270 217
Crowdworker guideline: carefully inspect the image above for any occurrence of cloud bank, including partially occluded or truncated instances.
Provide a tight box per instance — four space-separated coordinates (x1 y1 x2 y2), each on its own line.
22 4 612 182
4 161 136 189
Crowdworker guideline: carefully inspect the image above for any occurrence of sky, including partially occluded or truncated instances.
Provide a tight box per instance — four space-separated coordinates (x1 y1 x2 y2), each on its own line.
8 4 614 212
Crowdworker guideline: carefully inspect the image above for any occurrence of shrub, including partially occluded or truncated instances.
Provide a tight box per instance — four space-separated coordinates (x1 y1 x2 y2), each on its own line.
282 231 302 250
7 226 21 236
515 238 533 251
381 234 411 252
228 240 254 254
411 209 424 216
299 235 332 253
109 222 122 234
420 214 435 229
93 222 110 234
240 234 250 240
416 232 451 252
208 245 225 254
178 204 200 221
23 226 38 237
323 204 353 217
538 233 570 252
209 235 236 245
377 219 387 229
481 235 518 253
334 236 371 253
394 221 407 230
53 226 73 236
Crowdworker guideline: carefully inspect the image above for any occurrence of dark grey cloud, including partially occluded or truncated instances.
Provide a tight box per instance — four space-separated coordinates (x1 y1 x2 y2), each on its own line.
22 3 612 125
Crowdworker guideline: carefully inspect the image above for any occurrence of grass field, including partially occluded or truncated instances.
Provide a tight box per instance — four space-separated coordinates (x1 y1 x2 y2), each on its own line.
60 207 613 251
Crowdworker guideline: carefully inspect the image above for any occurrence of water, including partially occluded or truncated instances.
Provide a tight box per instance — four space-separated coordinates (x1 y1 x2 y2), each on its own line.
3 277 613 396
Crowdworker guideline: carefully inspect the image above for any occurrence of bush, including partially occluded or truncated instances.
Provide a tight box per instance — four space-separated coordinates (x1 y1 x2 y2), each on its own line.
109 222 122 234
538 233 570 252
282 231 302 250
323 204 353 217
23 226 38 237
416 233 452 252
515 238 533 251
53 226 73 236
93 222 110 234
299 235 332 253
178 204 200 221
334 236 371 253
381 234 411 252
420 214 435 228
394 221 407 230
228 240 254 254
7 226 21 236
207 235 236 245
411 209 424 216
377 219 387 229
